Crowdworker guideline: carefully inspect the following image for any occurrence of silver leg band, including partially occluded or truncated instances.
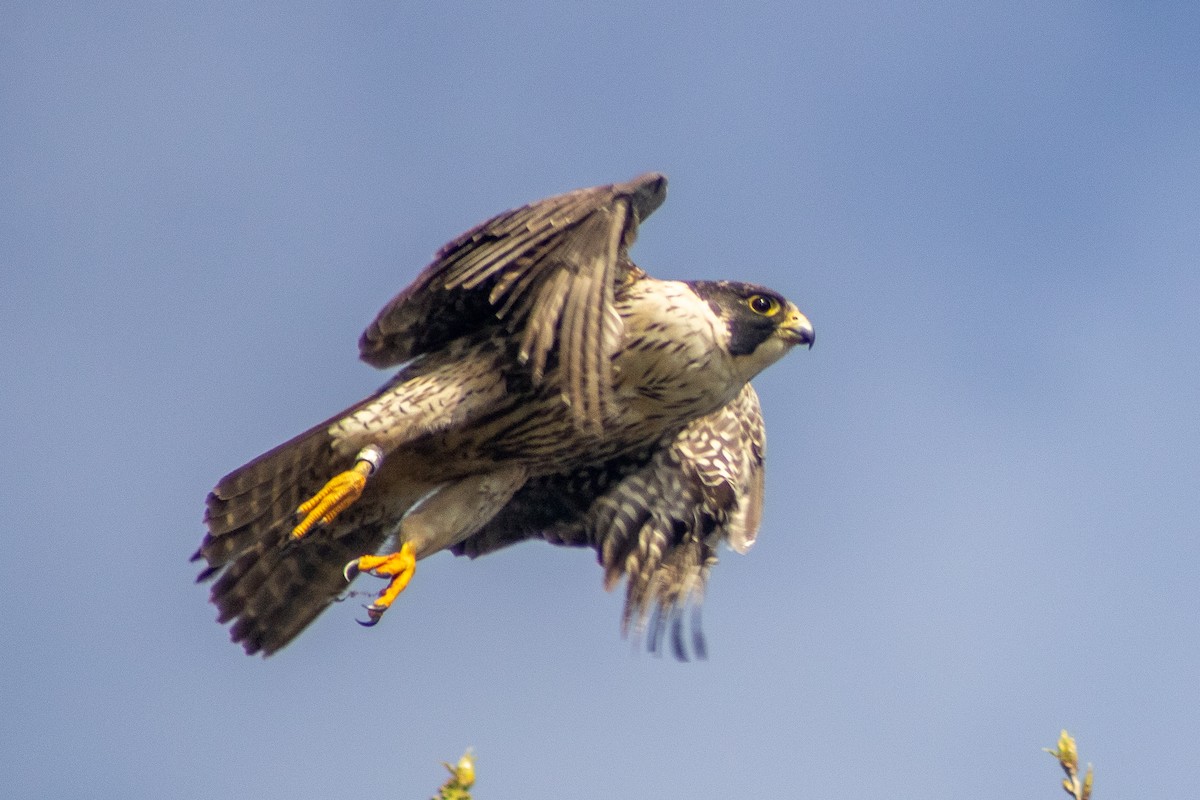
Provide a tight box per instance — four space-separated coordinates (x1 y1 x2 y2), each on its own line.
355 444 385 475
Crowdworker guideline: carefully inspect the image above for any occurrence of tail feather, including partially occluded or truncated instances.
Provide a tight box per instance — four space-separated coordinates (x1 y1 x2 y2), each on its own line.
218 524 386 655
202 417 350 542
195 407 394 656
196 344 511 655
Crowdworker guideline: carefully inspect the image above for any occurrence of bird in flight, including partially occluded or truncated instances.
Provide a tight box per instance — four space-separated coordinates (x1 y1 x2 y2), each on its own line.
194 173 814 658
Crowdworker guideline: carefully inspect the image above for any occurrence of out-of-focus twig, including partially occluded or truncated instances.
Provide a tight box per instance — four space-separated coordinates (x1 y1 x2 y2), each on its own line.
1044 730 1093 800
431 749 475 800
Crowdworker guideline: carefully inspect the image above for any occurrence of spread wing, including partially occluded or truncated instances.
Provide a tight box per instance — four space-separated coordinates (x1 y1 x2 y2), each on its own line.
454 383 767 659
359 172 668 432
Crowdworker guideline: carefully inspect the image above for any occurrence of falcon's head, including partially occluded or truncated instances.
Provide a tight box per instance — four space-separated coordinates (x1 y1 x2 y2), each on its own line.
691 280 814 380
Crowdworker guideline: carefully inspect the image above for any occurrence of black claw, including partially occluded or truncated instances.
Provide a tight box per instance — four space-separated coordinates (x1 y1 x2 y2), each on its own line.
355 604 385 627
343 559 361 582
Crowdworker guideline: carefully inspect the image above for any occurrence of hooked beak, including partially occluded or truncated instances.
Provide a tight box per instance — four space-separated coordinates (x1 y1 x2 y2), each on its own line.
777 307 815 349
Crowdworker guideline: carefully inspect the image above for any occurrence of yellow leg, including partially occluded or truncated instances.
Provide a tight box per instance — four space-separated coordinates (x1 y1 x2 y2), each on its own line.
343 542 417 626
291 446 383 539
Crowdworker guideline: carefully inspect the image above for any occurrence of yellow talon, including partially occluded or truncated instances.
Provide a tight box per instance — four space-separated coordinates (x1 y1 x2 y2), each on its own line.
291 461 371 539
343 542 417 626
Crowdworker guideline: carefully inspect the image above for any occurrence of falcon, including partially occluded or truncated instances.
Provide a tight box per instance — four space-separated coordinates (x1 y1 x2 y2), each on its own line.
194 173 814 657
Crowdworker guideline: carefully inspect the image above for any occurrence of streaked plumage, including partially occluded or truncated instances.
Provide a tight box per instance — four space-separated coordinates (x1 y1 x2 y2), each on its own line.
194 173 813 657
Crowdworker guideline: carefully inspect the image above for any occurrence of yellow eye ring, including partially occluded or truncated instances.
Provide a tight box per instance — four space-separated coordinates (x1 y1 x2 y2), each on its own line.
747 294 780 316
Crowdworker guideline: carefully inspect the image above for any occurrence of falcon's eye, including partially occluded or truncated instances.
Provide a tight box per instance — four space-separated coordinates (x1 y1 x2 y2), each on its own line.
747 294 780 316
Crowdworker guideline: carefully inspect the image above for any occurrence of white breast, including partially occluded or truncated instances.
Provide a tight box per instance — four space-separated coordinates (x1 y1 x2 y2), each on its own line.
610 279 743 425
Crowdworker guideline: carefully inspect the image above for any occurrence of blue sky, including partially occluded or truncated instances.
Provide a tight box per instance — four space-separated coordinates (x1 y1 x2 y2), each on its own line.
3 3 1199 798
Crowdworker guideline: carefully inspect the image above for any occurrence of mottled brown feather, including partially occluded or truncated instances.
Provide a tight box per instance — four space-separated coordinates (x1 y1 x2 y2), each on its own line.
195 395 399 654
453 384 766 659
358 173 666 430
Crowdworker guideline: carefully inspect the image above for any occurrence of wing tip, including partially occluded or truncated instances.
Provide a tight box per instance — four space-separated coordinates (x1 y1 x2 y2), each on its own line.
621 172 668 222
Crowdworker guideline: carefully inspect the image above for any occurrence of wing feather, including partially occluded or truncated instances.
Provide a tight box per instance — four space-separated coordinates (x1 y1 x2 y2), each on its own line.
453 383 768 658
359 172 667 431
518 267 571 383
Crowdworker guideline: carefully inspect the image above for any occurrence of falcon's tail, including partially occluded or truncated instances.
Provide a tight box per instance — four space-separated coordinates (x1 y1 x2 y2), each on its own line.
193 404 393 656
195 337 515 655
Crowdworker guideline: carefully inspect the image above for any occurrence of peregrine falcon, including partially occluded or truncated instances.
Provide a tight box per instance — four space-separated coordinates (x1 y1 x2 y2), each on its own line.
194 173 814 657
